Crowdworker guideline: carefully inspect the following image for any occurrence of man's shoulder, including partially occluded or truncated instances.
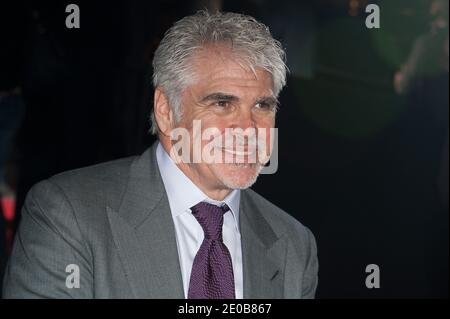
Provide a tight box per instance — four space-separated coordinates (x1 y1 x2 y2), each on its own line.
49 155 137 190
242 188 314 242
28 155 139 216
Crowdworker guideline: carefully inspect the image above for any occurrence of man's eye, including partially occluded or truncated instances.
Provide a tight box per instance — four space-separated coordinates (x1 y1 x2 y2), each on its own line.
256 102 272 110
215 100 230 108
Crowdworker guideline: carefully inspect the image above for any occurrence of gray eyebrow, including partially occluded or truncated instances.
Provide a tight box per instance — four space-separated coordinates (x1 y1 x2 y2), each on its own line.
200 93 239 103
201 92 279 106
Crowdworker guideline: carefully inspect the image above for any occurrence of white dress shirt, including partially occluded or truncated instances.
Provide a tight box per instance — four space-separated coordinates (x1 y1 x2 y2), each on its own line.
156 142 243 298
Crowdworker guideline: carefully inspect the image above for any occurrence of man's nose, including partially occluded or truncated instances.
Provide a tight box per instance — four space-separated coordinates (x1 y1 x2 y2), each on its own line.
229 108 256 130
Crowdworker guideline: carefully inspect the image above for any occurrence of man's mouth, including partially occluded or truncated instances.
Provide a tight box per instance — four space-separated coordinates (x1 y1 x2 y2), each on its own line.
220 147 255 156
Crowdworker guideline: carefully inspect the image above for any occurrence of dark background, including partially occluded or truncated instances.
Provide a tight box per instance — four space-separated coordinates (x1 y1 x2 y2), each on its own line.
0 0 448 298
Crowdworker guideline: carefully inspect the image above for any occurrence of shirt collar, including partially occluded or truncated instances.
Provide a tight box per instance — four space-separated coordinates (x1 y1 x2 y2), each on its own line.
156 142 240 228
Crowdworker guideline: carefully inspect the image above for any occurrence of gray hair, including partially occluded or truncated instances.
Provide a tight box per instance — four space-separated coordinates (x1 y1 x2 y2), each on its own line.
150 10 287 134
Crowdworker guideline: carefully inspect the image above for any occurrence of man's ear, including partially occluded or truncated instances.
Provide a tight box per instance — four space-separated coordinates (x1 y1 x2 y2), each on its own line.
154 87 173 137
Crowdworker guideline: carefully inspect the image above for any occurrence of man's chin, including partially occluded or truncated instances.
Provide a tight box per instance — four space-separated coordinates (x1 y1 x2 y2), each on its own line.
213 163 262 190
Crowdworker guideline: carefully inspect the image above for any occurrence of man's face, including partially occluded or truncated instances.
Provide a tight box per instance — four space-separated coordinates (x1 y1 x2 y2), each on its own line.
169 46 277 193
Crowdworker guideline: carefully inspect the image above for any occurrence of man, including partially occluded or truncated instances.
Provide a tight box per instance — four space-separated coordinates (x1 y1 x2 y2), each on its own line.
2 10 318 299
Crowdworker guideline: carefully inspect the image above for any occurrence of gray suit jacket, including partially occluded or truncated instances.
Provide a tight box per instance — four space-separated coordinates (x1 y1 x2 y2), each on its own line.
2 142 318 298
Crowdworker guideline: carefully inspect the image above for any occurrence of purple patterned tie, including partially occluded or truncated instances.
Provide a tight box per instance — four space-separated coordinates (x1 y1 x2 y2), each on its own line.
188 202 236 299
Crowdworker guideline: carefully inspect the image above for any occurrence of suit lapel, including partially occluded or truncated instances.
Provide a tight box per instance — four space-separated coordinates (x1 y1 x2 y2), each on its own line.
107 143 184 298
105 142 287 299
240 191 287 298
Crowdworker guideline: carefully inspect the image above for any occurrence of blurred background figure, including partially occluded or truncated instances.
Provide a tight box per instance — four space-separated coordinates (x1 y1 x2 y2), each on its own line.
394 0 449 95
392 0 449 297
394 0 448 209
0 1 27 292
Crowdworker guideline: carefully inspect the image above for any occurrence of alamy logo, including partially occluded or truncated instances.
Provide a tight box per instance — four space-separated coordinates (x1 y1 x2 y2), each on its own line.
365 4 380 29
167 120 279 174
365 264 380 289
65 264 80 289
65 4 80 29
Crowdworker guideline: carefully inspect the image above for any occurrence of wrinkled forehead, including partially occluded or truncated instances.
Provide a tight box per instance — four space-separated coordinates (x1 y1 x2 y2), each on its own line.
187 44 275 93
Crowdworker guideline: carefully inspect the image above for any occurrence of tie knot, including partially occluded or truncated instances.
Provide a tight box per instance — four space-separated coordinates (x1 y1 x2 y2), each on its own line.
190 202 230 240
